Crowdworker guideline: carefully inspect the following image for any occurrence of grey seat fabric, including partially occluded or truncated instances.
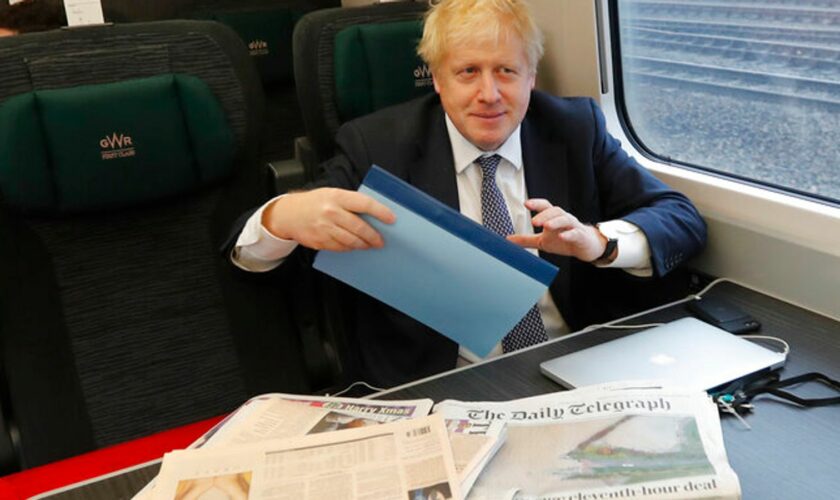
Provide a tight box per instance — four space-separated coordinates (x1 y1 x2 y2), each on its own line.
0 21 318 472
0 20 261 154
103 1 340 84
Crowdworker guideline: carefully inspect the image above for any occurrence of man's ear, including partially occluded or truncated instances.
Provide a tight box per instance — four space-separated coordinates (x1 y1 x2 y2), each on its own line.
529 70 537 90
433 73 441 94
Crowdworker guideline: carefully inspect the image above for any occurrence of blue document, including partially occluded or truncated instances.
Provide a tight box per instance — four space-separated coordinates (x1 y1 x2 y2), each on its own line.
313 165 558 357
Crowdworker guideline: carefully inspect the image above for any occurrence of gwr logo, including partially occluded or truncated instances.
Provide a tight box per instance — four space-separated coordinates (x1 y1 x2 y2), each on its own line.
100 132 136 160
248 39 269 56
414 64 433 88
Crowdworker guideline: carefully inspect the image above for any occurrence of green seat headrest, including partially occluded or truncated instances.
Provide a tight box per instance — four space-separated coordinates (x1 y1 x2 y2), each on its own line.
201 8 304 84
0 74 234 212
334 19 433 122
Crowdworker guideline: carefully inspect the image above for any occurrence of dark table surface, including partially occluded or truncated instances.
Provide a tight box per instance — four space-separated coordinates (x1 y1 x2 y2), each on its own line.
36 280 840 500
376 280 840 500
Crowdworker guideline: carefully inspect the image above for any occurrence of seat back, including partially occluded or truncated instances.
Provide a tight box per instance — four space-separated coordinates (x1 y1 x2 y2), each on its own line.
293 1 431 177
101 0 340 22
97 1 343 163
99 0 341 85
0 21 316 471
186 0 341 85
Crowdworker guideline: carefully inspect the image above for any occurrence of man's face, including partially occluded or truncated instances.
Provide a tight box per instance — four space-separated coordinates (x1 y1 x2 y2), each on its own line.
433 33 535 151
0 27 17 37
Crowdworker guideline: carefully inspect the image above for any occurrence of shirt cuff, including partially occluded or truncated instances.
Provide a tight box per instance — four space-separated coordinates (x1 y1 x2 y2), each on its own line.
595 219 652 277
231 195 299 272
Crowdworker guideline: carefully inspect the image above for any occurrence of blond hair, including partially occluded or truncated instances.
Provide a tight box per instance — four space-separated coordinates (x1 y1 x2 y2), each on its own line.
417 0 544 73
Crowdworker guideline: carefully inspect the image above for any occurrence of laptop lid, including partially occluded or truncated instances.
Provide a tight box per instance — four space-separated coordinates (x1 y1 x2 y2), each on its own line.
540 317 786 392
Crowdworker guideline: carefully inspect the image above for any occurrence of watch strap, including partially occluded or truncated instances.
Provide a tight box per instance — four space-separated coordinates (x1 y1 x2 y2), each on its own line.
592 224 618 264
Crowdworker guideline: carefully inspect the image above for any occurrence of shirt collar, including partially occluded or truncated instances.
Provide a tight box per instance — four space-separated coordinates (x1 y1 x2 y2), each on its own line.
444 114 523 174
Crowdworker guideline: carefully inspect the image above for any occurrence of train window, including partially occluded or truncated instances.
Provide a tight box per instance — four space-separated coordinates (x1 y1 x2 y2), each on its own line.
613 0 840 204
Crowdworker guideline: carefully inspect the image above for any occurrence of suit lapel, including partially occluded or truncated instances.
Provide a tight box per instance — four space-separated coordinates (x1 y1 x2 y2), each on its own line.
406 106 460 211
521 116 568 211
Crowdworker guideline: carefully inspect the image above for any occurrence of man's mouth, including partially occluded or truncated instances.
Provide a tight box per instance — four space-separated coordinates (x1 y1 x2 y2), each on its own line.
472 111 505 120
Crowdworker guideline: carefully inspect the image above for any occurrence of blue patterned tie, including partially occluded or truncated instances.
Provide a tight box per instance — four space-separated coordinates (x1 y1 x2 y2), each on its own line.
476 154 548 352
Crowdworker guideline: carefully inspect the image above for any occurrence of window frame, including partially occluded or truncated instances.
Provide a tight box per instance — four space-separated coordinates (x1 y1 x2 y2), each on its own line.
606 0 840 208
596 0 840 320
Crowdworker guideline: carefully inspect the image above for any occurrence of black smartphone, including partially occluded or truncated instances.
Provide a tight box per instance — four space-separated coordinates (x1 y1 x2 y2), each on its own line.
687 296 761 334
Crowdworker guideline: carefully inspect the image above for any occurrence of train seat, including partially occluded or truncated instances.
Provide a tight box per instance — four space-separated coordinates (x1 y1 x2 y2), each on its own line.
245 2 435 398
183 1 343 162
280 1 431 188
184 0 340 86
101 0 342 77
96 1 341 162
0 20 324 473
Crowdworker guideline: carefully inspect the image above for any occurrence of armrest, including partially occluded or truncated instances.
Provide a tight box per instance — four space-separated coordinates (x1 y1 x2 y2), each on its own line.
294 136 320 183
264 137 323 195
266 158 306 195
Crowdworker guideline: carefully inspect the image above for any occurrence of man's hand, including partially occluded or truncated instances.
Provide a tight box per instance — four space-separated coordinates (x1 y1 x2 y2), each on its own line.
261 188 396 252
507 199 609 262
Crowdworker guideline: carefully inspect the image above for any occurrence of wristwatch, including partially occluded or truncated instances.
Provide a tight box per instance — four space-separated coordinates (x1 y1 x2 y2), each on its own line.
592 224 618 264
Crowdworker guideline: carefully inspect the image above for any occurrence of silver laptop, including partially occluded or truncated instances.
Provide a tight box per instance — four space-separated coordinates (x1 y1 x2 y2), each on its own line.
540 317 786 392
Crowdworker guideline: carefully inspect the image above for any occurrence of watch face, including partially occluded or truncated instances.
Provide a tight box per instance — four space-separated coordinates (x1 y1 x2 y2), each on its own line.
599 238 618 262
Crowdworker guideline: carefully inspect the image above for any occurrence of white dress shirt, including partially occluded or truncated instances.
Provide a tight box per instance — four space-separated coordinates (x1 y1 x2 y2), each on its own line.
232 114 652 361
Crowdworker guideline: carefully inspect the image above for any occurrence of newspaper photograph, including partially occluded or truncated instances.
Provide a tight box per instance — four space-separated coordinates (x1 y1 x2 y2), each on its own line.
434 385 741 500
150 414 462 500
133 393 434 499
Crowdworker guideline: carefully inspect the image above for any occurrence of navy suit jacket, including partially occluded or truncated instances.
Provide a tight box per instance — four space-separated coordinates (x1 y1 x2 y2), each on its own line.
235 91 706 388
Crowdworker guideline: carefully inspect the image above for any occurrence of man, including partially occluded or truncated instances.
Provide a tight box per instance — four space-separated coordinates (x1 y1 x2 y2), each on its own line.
229 0 706 388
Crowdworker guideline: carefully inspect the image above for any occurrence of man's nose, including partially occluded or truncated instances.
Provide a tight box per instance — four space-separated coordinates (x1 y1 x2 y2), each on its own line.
477 73 501 102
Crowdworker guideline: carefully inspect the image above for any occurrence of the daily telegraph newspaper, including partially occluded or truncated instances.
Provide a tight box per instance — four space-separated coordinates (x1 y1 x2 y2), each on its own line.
434 384 741 500
151 413 462 500
133 393 435 499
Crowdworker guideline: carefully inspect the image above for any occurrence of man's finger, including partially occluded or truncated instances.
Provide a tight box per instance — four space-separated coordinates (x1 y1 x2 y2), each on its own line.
532 208 568 227
329 225 371 251
507 234 541 249
524 198 552 211
338 190 396 224
334 211 385 248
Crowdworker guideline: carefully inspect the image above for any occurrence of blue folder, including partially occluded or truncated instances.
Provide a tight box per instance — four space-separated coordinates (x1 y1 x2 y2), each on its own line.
313 165 558 357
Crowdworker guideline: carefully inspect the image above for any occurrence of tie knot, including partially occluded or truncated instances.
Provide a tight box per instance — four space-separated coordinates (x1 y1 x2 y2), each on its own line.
476 154 502 178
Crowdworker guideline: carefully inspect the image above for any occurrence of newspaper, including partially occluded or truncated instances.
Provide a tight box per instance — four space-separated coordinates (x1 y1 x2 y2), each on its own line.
434 384 741 500
150 413 462 500
194 393 435 448
133 393 434 499
446 418 507 496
